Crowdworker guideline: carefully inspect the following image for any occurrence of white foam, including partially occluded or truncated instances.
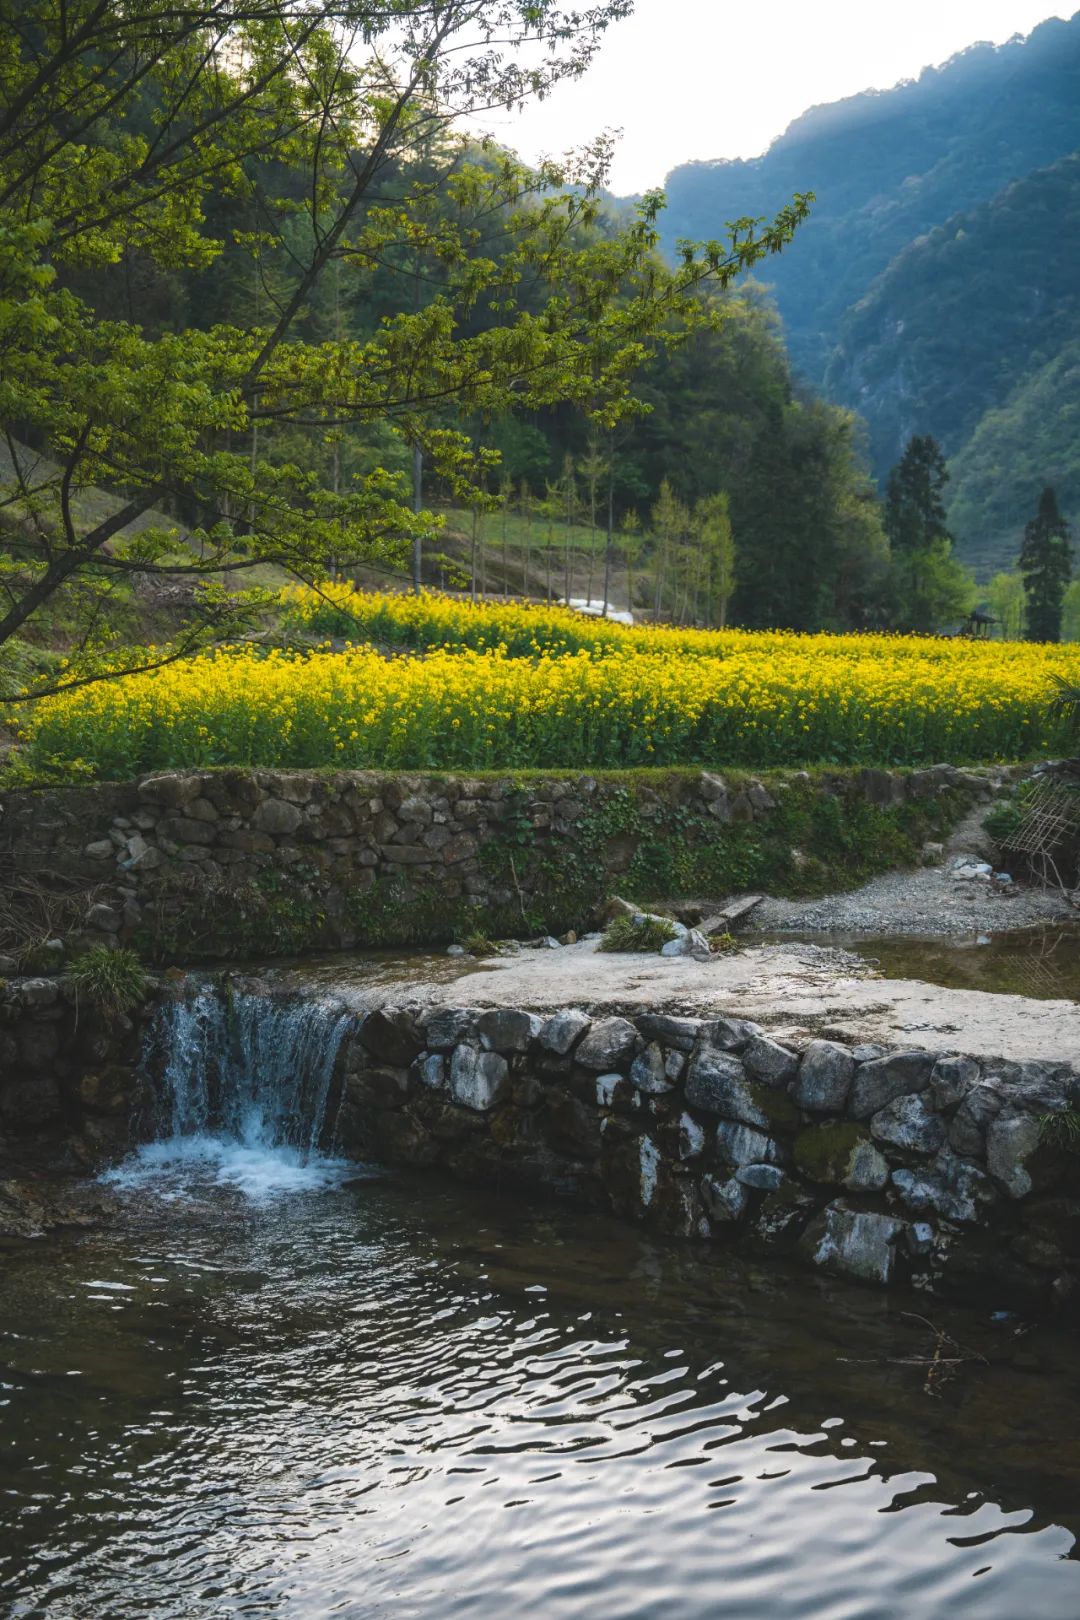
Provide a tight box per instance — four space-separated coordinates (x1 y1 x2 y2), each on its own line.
105 1134 351 1201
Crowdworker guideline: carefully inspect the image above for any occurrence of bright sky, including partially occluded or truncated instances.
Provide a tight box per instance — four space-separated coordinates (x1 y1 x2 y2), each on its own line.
477 2 1074 193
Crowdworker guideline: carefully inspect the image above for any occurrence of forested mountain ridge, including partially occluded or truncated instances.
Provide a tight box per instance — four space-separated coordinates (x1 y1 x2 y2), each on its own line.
651 11 1080 576
828 153 1080 575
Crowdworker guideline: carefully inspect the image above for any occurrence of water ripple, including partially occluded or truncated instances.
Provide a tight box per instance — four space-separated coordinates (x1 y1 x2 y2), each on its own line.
1 1171 1078 1620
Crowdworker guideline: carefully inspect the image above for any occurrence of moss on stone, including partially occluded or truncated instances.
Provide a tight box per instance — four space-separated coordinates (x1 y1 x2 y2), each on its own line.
752 1084 801 1134
793 1121 867 1185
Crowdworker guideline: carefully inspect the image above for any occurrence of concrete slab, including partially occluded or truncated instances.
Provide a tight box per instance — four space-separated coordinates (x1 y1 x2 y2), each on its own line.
266 939 1080 1068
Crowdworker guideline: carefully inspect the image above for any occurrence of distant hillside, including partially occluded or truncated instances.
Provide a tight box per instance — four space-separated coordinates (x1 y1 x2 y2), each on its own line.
650 11 1080 577
827 155 1080 574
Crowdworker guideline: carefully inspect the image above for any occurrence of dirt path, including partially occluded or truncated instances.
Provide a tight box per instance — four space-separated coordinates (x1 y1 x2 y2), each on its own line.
751 800 1076 937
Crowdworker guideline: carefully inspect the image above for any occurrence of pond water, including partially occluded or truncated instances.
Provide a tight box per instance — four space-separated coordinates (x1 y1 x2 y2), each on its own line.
3 1152 1080 1620
769 926 1080 1002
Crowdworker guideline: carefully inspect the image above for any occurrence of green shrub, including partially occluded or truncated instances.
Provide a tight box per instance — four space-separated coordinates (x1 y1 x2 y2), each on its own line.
69 945 147 1017
599 913 677 953
1039 1109 1080 1153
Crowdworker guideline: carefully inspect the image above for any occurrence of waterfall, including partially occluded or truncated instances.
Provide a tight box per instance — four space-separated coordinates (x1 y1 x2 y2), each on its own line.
111 984 354 1197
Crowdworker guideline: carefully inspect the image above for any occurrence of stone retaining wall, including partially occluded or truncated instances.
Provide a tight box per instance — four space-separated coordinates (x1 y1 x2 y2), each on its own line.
335 999 1080 1309
3 964 1079 1307
1 763 986 962
0 976 142 1176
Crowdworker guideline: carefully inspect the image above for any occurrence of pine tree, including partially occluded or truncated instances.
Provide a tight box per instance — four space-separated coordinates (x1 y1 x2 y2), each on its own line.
1020 486 1073 642
884 435 950 554
884 435 973 631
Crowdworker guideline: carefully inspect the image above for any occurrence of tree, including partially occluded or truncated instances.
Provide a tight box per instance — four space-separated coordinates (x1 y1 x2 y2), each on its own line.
650 481 689 623
625 290 886 630
1063 579 1080 643
884 435 973 631
1019 486 1073 642
0 0 812 699
986 572 1026 639
694 493 736 627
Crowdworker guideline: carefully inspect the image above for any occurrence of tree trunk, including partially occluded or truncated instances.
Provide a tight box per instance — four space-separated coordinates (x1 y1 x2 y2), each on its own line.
601 461 614 617
411 441 423 593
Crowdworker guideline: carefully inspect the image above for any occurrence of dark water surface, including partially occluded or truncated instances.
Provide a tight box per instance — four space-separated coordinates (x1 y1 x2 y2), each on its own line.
3 1166 1080 1620
764 925 1080 1002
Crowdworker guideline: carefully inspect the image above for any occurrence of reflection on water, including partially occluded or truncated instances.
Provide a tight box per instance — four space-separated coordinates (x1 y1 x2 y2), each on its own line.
769 926 1080 1001
2 1169 1079 1619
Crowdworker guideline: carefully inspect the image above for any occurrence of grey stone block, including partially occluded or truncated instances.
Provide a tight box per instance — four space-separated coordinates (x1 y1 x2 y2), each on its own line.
849 1050 934 1119
793 1041 855 1113
870 1093 946 1155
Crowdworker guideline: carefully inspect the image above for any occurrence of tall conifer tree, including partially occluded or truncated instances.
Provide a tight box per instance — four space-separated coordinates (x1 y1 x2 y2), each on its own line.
883 435 973 630
1020 486 1073 642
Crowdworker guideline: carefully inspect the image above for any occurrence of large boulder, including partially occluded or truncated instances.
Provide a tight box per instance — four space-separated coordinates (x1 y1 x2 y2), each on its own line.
986 1112 1045 1199
630 1043 676 1095
251 797 303 836
701 1016 762 1052
701 1173 749 1224
635 1015 703 1052
929 1055 981 1113
891 1149 996 1223
538 1009 591 1056
743 1035 798 1087
949 1082 1006 1159
359 1008 424 1067
477 1008 541 1054
421 1007 480 1051
715 1119 781 1170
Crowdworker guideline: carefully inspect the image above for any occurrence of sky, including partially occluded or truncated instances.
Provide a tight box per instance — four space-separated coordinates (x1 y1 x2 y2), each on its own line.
475 2 1074 194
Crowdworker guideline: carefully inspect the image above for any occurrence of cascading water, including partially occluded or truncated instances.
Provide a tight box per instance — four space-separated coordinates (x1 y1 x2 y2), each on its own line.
109 984 355 1198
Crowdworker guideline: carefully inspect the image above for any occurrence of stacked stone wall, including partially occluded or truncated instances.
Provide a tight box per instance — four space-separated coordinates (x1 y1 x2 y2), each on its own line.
336 1000 1080 1309
0 975 142 1174
1 763 990 963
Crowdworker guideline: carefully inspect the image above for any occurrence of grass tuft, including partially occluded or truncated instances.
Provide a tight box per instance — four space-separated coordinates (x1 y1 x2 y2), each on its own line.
69 945 147 1018
599 913 677 953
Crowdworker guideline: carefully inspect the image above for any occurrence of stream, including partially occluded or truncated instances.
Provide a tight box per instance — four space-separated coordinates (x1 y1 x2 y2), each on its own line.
2 991 1080 1618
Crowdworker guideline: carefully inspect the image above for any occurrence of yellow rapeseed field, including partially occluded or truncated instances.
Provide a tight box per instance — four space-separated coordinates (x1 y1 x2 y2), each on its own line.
277 583 1080 669
19 590 1080 777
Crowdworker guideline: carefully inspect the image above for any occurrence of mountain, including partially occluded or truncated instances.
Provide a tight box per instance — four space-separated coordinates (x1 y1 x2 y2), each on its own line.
651 12 1080 575
828 154 1080 575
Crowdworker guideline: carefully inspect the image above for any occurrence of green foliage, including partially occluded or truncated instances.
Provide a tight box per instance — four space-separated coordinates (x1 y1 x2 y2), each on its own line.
1020 487 1073 643
135 869 324 963
986 573 1026 640
628 293 889 630
947 334 1080 578
68 946 147 1017
1039 1109 1080 1153
0 0 811 698
982 797 1025 846
1063 580 1080 644
884 436 975 632
599 913 678 952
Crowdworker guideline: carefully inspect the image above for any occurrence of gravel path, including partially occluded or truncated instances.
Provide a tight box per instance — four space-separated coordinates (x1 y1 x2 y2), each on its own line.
752 802 1076 937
